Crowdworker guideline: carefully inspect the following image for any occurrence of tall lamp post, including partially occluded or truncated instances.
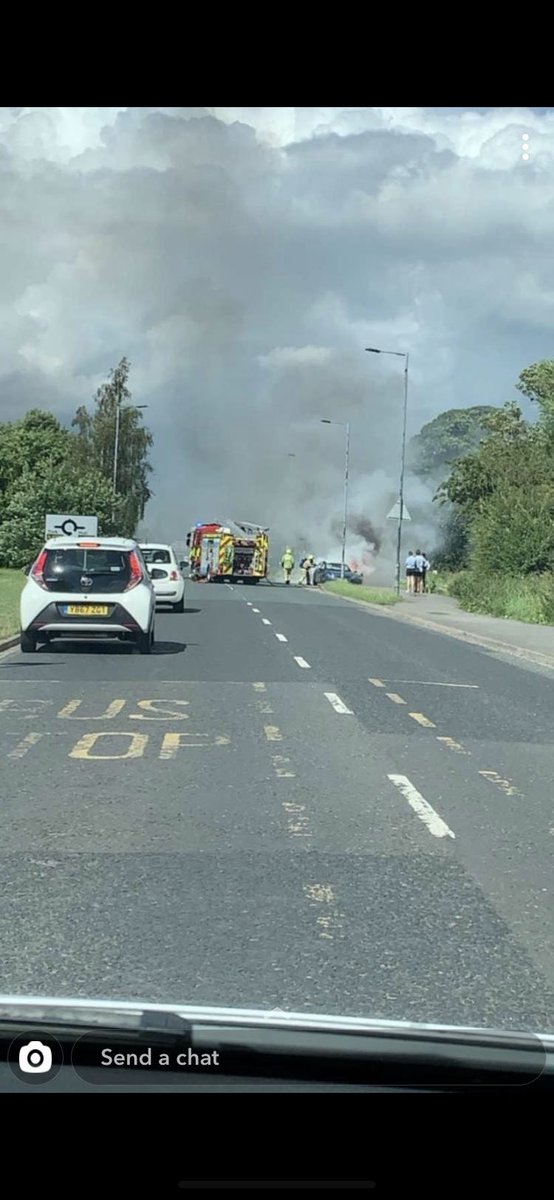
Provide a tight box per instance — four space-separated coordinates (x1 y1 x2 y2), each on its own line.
112 402 148 523
321 418 350 579
365 347 409 595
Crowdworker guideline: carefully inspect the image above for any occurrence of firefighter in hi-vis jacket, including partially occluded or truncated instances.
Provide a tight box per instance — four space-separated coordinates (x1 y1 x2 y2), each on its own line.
281 547 294 584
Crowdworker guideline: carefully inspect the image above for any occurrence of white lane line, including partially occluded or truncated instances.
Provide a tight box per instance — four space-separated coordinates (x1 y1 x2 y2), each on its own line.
252 682 266 691
294 656 311 669
262 618 271 625
388 774 455 840
252 608 260 613
8 732 46 759
368 678 385 687
246 602 253 607
382 680 479 689
275 633 288 642
264 725 282 741
324 692 353 714
386 692 406 705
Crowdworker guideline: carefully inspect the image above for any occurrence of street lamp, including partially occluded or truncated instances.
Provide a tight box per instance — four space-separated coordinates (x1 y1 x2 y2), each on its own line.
365 347 409 596
321 418 350 579
112 403 148 522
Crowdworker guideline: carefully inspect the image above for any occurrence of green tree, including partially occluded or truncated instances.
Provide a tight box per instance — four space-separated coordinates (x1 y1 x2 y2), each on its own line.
0 410 73 514
517 359 554 430
0 461 121 568
72 358 153 536
436 402 530 518
409 406 499 482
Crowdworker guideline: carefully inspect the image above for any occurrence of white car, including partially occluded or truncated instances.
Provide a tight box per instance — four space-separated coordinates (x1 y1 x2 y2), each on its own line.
139 544 185 612
20 536 156 654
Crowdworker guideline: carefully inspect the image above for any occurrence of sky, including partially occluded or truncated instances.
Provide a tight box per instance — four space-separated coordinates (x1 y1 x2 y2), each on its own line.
1 106 553 577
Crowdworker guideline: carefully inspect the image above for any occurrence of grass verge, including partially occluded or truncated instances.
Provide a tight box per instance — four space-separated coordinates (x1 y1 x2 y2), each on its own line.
322 579 400 606
0 568 24 639
448 569 554 625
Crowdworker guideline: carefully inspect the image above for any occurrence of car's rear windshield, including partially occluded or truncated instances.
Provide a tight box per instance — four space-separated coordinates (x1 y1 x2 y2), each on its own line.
141 547 172 564
43 548 131 592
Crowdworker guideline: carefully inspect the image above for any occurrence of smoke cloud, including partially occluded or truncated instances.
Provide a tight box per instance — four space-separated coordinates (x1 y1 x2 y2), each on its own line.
1 107 553 586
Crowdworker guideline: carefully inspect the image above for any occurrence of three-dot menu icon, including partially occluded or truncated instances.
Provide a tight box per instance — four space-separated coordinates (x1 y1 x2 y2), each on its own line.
522 133 530 161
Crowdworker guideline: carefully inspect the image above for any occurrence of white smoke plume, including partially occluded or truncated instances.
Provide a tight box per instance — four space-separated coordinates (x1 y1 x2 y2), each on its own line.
1 105 552 577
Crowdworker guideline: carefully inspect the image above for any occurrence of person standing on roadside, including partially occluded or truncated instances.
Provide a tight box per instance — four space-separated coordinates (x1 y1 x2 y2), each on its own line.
413 549 425 594
420 552 430 593
281 547 295 585
405 550 416 594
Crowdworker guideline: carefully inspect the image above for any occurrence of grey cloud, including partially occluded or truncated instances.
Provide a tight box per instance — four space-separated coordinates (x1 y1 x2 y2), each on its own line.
1 107 553 580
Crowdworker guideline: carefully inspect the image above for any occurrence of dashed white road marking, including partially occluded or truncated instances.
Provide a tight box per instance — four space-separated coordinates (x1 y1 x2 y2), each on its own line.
437 735 470 756
294 656 311 669
264 725 282 741
324 692 353 714
275 633 288 642
479 769 522 798
409 712 436 728
246 602 253 607
386 692 406 705
262 618 271 625
252 682 266 691
388 774 455 840
368 678 385 688
302 884 343 940
252 608 261 613
272 754 295 778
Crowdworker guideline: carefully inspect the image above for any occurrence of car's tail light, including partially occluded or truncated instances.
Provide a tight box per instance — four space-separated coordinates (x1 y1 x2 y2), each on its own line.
30 550 49 590
170 570 179 580
124 550 144 591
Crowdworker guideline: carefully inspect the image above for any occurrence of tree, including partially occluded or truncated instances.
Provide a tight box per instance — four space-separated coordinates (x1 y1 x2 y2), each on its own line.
517 359 554 429
0 410 73 514
435 402 531 518
0 461 120 568
72 358 153 536
409 406 499 482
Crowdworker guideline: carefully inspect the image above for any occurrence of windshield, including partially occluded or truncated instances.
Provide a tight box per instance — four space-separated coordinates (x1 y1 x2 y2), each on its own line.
140 547 172 564
1 105 554 1053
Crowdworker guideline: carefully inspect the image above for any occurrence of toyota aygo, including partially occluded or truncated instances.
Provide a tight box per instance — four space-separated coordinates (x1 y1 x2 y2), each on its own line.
19 536 156 654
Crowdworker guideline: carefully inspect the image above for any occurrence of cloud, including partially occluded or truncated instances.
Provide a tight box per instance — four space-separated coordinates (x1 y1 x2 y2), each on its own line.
1 107 553 579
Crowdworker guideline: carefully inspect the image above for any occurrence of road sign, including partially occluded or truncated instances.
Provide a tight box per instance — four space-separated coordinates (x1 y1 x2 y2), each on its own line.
46 514 98 539
386 500 411 522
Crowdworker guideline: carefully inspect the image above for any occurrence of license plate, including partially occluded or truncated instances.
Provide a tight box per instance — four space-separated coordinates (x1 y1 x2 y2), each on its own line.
62 605 110 616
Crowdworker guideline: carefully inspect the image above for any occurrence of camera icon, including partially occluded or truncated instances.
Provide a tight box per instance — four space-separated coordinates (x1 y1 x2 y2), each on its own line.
18 1040 53 1074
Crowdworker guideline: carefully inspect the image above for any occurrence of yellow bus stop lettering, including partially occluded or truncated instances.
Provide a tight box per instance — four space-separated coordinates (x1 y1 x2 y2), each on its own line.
160 732 230 759
129 700 190 720
69 732 148 760
57 699 126 720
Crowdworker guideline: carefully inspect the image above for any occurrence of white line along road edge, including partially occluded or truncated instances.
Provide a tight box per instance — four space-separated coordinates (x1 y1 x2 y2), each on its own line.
387 775 455 840
324 693 353 714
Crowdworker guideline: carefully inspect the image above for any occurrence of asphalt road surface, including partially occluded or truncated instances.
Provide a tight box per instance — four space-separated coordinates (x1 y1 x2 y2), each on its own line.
1 579 553 1033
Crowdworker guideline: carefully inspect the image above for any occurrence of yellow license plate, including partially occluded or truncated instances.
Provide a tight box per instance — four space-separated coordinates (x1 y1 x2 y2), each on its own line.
65 605 109 616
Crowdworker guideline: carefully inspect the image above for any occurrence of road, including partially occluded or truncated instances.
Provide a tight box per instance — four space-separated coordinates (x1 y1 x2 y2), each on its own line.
1 579 553 1033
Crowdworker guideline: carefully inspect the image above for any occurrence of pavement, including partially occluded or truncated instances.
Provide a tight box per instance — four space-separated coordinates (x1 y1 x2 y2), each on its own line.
1 579 553 1034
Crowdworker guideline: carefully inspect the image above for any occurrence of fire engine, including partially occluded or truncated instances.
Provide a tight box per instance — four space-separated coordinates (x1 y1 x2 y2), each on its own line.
186 521 270 584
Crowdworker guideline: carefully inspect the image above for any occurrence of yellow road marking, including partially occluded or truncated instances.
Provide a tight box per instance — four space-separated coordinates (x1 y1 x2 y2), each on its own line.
264 725 282 741
69 732 148 760
129 699 190 720
479 769 522 797
368 678 385 687
159 732 231 758
57 699 126 720
8 732 45 759
409 712 436 728
437 736 470 755
272 754 295 778
386 692 406 705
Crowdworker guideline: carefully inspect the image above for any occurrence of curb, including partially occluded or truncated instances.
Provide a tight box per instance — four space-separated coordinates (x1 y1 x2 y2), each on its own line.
320 587 554 671
0 634 19 654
